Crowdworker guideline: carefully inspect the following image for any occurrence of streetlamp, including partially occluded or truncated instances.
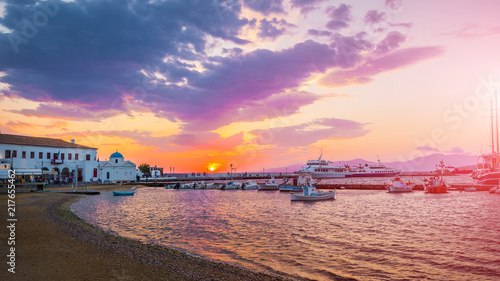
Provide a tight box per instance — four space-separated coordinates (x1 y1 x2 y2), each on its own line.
230 164 233 180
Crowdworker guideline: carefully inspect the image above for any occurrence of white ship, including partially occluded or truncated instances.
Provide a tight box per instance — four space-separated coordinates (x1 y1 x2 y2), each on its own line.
296 152 400 179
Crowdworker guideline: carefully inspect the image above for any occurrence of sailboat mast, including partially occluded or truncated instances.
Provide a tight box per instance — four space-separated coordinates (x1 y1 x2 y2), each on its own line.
491 100 495 154
496 90 499 154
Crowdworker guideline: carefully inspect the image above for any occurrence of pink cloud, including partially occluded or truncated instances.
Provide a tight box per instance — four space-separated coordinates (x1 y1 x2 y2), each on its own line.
319 46 444 87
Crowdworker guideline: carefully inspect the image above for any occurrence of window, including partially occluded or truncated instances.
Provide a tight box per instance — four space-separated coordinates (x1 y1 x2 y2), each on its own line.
68 153 72 160
5 150 11 159
54 153 58 159
75 154 79 160
86 154 91 161
115 159 118 164
47 152 51 159
106 172 110 179
61 153 65 160
22 151 26 158
12 150 17 158
30 152 35 159
39 152 43 159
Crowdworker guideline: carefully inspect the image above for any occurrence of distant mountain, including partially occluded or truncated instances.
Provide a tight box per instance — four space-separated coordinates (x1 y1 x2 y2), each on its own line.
267 153 477 172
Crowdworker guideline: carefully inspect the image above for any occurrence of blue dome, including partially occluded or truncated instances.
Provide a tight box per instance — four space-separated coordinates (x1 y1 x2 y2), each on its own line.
110 152 124 158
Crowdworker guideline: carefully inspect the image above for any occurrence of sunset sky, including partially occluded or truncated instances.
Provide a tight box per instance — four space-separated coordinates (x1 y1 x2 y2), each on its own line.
1 0 500 173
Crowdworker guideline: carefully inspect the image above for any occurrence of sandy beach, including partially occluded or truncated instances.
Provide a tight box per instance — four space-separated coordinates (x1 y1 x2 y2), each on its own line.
0 185 289 281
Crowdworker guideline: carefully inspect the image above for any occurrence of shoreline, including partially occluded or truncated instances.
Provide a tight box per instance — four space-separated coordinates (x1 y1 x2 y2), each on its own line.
0 186 296 281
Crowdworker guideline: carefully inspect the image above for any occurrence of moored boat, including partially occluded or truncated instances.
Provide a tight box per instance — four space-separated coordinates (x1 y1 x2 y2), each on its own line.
290 184 336 201
385 177 414 193
423 161 449 193
258 177 279 190
279 176 306 192
113 187 136 196
242 180 258 190
489 186 500 193
222 181 241 190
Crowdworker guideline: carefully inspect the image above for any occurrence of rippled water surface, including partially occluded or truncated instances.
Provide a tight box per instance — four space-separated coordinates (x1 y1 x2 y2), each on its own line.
72 184 500 280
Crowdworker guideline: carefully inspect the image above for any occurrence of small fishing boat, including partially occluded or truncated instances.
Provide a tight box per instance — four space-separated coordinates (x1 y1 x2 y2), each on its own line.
290 185 336 201
258 177 279 190
113 187 136 196
290 177 335 201
423 161 450 193
242 180 258 190
385 177 414 193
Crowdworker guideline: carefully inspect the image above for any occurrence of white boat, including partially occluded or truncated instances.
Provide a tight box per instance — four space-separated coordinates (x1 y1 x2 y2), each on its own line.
295 151 399 179
258 177 279 190
489 186 500 193
242 180 258 190
290 183 336 201
346 159 400 177
223 181 241 190
295 151 347 179
385 177 415 193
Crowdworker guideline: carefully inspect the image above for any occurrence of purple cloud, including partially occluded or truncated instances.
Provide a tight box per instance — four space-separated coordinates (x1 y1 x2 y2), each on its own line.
364 10 386 25
243 0 284 15
258 18 296 39
375 31 406 54
307 29 332 37
251 117 369 147
291 0 325 14
320 46 444 87
325 4 352 30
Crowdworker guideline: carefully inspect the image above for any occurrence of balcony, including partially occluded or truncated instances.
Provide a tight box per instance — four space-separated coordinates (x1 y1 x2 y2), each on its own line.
51 159 64 165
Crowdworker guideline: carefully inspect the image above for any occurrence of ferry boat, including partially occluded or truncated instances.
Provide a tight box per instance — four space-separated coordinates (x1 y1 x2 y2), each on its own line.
345 159 400 177
295 152 399 179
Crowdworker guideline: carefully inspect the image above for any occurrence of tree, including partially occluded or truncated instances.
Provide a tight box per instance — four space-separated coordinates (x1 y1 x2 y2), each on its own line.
138 163 150 174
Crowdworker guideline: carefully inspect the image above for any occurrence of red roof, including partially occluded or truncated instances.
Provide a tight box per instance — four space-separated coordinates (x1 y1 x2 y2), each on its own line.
0 133 96 150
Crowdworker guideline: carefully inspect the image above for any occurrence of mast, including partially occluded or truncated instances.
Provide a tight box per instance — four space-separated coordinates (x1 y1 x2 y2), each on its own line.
496 90 499 154
492 100 495 154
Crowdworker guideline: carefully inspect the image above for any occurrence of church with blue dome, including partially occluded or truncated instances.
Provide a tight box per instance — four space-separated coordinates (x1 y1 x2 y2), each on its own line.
100 150 136 182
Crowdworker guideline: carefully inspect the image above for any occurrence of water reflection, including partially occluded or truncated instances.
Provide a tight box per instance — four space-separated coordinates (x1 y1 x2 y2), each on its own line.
72 187 500 281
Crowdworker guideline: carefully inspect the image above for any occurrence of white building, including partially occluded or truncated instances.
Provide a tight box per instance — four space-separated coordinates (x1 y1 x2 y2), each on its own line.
100 151 136 182
0 133 98 182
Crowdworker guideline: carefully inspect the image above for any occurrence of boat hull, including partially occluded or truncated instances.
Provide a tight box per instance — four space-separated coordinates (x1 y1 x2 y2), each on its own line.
290 191 336 201
278 185 303 192
386 186 414 193
258 185 279 190
476 172 500 185
113 191 135 196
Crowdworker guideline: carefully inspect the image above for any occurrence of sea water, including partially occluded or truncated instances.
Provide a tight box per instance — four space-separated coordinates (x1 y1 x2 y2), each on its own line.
72 177 500 280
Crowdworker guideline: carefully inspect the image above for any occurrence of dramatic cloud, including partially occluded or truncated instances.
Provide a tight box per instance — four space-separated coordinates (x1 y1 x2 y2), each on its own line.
243 0 284 15
0 0 248 106
258 18 295 39
251 117 368 147
325 4 352 30
320 46 444 87
364 10 386 25
291 0 325 14
374 31 406 54
307 29 332 37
